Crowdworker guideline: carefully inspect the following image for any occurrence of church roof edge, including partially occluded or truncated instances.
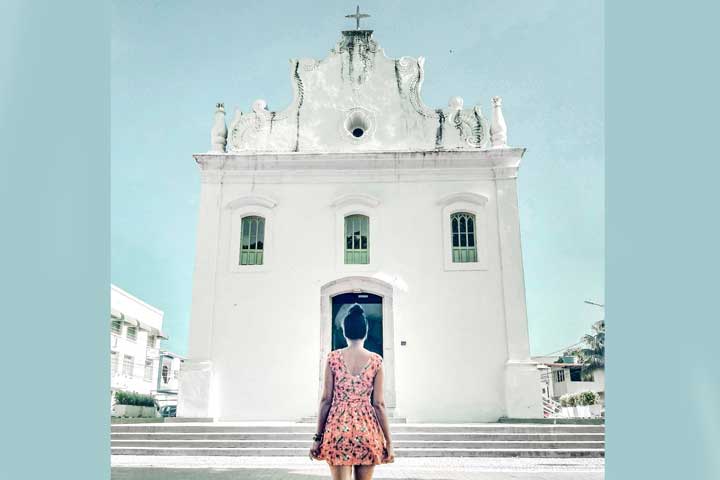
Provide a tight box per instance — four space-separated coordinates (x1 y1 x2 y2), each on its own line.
193 148 526 178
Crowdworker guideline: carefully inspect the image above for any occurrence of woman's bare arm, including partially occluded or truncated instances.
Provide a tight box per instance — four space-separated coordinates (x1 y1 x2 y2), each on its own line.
315 356 334 438
372 363 393 448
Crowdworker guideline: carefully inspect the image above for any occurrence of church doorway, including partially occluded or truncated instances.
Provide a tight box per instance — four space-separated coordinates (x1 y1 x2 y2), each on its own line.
331 292 383 356
319 276 396 412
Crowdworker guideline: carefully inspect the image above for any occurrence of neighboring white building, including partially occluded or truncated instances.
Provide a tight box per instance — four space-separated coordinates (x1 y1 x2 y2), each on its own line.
110 284 167 404
533 355 605 404
155 350 184 408
178 25 543 422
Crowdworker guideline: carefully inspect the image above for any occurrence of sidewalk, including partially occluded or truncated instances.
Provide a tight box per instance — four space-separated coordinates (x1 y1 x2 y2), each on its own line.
112 456 605 479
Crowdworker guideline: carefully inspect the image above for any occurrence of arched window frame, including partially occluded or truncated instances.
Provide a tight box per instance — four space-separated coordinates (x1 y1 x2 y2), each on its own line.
438 192 489 271
225 194 277 273
331 194 380 272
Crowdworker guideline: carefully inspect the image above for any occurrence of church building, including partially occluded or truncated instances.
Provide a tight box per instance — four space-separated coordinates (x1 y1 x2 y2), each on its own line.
178 16 543 422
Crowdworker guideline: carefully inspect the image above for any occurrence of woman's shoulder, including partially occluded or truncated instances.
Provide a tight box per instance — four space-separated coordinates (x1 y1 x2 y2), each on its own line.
326 349 340 363
370 351 383 364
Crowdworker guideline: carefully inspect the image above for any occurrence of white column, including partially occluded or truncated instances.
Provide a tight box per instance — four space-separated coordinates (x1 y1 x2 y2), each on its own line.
494 164 543 419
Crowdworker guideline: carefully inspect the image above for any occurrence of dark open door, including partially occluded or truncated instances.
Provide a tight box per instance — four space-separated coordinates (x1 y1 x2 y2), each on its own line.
331 292 383 356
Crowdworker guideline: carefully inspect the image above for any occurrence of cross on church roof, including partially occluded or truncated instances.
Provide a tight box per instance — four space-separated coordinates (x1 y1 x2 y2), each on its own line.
345 5 370 30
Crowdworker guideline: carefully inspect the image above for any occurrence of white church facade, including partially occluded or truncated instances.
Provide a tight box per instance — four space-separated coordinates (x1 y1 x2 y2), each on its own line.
177 25 543 422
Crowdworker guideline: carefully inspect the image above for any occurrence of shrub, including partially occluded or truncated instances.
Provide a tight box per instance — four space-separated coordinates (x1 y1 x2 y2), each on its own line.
114 390 155 407
577 390 598 406
560 391 599 407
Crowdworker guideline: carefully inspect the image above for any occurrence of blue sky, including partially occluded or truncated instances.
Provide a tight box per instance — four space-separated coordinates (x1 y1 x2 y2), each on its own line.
112 0 604 357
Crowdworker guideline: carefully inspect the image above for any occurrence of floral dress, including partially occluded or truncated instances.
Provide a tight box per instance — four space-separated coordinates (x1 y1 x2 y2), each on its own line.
316 349 390 466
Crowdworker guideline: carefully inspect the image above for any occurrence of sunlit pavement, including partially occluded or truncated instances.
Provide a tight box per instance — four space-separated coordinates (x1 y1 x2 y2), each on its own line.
111 456 604 479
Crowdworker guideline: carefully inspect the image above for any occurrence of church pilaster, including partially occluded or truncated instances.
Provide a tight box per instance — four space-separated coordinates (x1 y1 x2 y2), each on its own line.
493 164 543 418
178 177 223 419
494 169 530 361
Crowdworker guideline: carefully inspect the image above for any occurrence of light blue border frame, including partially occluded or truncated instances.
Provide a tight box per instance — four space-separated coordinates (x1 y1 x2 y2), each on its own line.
2 1 720 479
606 1 720 478
0 1 110 479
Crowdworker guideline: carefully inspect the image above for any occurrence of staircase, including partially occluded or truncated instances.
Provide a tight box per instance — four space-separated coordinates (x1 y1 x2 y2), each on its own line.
543 397 563 417
111 422 604 458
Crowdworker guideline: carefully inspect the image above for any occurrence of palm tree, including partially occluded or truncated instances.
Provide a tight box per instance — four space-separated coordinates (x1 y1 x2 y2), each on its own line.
575 320 604 380
559 320 605 381
579 319 605 370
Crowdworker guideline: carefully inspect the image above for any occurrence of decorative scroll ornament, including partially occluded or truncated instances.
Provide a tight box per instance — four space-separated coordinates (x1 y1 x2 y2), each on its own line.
396 56 439 119
448 97 489 148
227 99 276 152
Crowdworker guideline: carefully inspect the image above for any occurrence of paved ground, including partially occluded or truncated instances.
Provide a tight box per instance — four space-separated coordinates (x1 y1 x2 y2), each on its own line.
111 456 605 479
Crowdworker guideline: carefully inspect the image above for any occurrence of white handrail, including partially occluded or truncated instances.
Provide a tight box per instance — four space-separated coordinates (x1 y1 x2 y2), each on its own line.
542 397 562 417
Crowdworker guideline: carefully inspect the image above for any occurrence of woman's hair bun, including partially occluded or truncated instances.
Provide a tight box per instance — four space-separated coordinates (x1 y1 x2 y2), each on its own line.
343 303 368 340
348 304 365 316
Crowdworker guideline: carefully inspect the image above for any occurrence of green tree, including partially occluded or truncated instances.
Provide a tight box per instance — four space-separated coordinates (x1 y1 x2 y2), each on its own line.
580 319 605 370
559 320 605 381
576 320 604 380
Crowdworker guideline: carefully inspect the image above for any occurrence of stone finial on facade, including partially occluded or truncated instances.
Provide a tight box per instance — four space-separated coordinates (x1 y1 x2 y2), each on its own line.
252 99 268 113
448 96 464 111
210 102 227 153
490 96 507 148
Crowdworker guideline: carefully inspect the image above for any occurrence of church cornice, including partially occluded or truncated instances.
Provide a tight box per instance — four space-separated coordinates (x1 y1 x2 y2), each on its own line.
195 148 524 170
195 148 524 184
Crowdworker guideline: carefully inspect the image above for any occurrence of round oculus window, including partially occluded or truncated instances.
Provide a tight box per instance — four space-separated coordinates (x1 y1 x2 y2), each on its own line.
344 109 372 140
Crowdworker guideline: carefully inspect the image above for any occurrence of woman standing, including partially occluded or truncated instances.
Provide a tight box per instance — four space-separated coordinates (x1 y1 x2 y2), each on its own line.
310 304 395 479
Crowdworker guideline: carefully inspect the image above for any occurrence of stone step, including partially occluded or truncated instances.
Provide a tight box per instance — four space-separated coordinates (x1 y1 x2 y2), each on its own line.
112 440 605 449
111 424 605 434
499 417 605 425
164 417 213 423
111 447 604 458
111 432 604 441
109 423 604 458
298 416 408 424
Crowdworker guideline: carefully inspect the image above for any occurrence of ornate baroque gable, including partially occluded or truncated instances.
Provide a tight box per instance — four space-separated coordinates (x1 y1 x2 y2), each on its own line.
211 29 509 154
